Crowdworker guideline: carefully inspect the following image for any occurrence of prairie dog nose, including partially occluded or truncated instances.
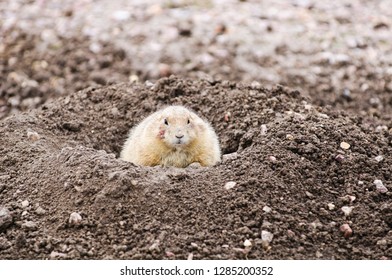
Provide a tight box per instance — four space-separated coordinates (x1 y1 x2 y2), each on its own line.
175 134 184 139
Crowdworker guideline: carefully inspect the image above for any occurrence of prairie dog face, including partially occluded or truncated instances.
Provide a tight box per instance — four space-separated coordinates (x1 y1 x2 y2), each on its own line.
155 106 202 149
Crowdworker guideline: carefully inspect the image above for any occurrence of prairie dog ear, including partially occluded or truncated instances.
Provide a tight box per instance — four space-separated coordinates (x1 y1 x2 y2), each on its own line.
196 122 206 132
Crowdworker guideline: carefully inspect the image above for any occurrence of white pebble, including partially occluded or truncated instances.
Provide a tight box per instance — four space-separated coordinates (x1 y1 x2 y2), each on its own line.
145 80 155 88
27 131 40 141
0 207 13 230
35 206 46 215
268 156 277 162
50 251 67 259
21 200 29 208
341 206 353 216
374 180 388 193
286 134 294 141
261 230 274 243
89 42 102 53
224 181 237 190
375 155 384 162
327 203 335 210
318 113 330 119
260 124 268 135
251 81 261 88
69 212 82 226
243 239 252 247
129 75 139 83
340 142 350 150
263 205 272 213
112 10 131 21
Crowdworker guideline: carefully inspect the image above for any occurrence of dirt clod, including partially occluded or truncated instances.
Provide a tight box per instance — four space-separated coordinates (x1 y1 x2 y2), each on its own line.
0 207 13 232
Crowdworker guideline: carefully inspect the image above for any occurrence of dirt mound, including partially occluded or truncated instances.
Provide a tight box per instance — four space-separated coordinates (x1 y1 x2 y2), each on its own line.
1 77 391 259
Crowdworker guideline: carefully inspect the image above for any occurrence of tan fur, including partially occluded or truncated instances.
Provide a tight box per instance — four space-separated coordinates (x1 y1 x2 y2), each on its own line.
120 105 221 167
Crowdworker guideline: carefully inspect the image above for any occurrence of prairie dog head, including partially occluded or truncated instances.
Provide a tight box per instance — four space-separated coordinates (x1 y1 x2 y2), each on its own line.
154 106 204 149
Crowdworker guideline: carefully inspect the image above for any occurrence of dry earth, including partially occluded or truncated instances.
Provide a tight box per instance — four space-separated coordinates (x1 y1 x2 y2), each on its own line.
0 0 392 259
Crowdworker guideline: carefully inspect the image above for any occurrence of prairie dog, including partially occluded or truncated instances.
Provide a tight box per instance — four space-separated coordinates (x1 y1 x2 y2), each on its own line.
120 105 221 167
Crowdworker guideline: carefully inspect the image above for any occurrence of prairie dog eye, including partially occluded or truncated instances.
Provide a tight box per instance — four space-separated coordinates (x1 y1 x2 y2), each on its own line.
187 119 190 124
164 118 169 125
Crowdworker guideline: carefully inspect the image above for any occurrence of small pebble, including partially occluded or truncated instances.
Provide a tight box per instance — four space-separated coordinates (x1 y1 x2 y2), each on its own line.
69 212 82 226
27 131 40 142
89 42 102 53
119 221 126 227
131 180 138 186
286 134 294 141
268 155 277 162
340 142 350 150
190 242 198 248
224 112 231 122
112 10 131 21
111 107 120 116
165 251 175 257
335 154 345 162
374 179 388 193
375 155 384 162
21 200 29 208
340 224 353 238
188 162 202 168
327 203 335 210
129 75 139 83
263 205 272 213
260 124 268 135
0 207 13 231
224 181 237 190
376 239 387 246
243 239 252 247
341 206 353 216
342 89 351 100
22 221 37 231
251 81 261 88
158 63 171 77
261 230 273 250
305 191 314 199
50 251 67 259
145 81 155 88
35 206 46 215
187 253 194 260
318 113 329 119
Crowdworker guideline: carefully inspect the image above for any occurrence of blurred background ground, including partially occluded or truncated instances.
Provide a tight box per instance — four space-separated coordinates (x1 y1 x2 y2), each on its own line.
1 0 392 128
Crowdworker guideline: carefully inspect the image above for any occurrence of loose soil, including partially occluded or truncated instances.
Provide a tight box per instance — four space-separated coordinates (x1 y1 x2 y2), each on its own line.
1 0 392 259
1 77 391 259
